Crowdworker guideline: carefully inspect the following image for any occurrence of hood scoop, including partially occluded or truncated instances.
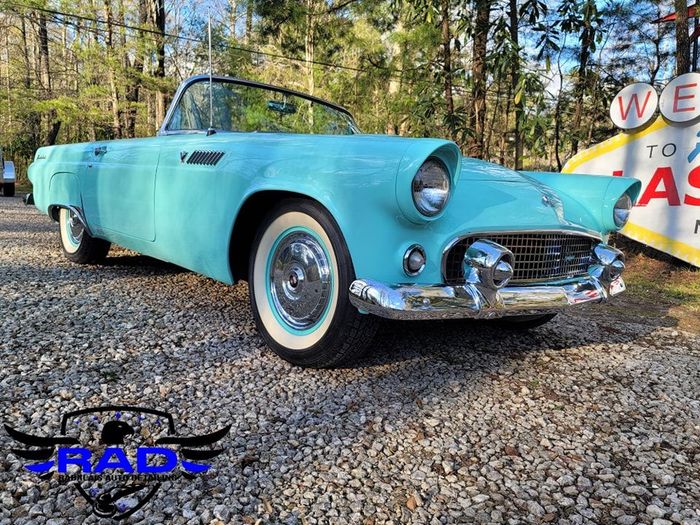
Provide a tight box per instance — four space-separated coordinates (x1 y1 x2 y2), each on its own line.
184 150 225 166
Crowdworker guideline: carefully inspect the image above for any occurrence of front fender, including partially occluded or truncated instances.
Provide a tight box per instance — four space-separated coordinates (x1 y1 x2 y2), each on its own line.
233 138 462 286
522 171 642 234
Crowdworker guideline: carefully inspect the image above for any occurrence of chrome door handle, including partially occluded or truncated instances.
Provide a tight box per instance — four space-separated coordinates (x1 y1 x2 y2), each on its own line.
94 146 107 156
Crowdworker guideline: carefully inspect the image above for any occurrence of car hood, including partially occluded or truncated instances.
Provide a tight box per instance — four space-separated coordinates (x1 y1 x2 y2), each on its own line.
435 158 581 233
457 158 526 183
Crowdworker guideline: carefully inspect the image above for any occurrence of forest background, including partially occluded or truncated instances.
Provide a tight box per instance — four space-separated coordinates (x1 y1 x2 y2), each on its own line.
0 0 694 182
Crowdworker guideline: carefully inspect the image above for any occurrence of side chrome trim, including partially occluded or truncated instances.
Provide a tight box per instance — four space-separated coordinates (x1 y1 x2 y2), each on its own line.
440 228 603 284
48 204 93 237
349 275 625 321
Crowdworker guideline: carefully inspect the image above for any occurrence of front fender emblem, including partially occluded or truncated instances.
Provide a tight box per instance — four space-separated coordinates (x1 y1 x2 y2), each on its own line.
180 151 188 163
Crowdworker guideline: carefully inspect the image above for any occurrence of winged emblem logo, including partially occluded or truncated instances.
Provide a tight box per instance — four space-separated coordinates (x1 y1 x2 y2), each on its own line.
5 405 230 520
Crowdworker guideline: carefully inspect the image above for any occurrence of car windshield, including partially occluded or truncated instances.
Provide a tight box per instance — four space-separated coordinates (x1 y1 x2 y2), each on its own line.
166 79 360 135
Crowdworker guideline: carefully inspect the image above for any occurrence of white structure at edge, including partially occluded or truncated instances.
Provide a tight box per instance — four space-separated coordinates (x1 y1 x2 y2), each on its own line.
564 74 700 268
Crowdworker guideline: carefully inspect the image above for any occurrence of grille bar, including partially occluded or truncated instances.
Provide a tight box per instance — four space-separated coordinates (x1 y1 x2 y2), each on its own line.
443 232 596 285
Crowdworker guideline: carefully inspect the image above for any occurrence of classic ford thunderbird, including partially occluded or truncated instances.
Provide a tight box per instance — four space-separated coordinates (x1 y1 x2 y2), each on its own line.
27 75 640 367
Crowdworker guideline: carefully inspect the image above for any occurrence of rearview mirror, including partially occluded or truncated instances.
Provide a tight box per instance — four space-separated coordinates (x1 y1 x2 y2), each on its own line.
267 100 297 114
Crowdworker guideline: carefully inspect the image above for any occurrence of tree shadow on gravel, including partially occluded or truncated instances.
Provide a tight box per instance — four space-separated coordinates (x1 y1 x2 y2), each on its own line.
101 254 188 275
347 311 667 370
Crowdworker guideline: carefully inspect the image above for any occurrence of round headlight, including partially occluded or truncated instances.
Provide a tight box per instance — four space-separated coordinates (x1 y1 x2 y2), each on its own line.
412 158 451 217
613 193 632 228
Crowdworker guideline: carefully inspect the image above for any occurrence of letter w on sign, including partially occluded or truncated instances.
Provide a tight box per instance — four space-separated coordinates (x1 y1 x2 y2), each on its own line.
619 91 653 120
610 83 658 130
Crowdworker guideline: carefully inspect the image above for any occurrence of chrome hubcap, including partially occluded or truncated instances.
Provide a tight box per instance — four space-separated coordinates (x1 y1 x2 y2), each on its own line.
67 210 84 245
269 231 332 330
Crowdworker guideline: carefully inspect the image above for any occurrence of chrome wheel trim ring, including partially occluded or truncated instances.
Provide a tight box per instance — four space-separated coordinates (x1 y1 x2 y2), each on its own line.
268 231 332 331
252 211 340 351
67 210 84 246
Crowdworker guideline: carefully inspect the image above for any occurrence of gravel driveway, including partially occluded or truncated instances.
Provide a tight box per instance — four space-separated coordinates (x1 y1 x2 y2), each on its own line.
1 195 699 525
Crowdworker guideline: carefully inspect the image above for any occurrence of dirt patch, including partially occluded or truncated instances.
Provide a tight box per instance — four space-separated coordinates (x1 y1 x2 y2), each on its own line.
590 237 700 334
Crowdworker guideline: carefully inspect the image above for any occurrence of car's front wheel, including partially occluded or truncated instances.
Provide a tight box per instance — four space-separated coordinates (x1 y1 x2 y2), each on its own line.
59 208 111 264
2 182 14 197
249 199 377 368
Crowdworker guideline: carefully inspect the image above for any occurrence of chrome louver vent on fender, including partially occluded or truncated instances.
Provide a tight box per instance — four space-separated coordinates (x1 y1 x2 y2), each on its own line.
185 150 225 166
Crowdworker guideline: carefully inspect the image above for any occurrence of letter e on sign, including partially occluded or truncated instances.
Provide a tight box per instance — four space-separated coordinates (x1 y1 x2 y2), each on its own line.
610 83 658 130
659 72 700 123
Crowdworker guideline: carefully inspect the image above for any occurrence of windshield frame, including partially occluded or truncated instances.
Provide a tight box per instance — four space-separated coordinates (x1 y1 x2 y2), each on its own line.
159 75 360 136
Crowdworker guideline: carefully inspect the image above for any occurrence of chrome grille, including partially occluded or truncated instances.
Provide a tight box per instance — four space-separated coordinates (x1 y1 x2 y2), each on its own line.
444 232 596 285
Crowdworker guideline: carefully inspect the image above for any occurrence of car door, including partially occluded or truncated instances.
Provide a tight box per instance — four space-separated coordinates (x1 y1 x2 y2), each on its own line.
81 137 160 242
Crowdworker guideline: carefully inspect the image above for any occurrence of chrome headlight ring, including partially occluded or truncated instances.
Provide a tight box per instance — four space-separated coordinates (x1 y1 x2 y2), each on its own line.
412 157 451 217
613 193 633 228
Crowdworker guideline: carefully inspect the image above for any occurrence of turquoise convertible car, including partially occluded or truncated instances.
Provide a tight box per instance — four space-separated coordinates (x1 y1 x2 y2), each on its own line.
27 75 640 367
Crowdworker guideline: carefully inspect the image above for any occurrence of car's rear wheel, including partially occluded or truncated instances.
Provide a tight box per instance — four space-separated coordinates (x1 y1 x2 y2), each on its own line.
249 199 377 368
494 313 557 330
59 208 111 264
2 183 14 197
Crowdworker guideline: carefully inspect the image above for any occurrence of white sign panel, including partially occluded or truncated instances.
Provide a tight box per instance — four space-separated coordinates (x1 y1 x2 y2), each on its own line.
563 115 700 267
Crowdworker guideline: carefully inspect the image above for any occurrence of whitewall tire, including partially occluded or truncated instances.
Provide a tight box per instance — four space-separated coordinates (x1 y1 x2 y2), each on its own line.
249 199 377 367
59 208 111 264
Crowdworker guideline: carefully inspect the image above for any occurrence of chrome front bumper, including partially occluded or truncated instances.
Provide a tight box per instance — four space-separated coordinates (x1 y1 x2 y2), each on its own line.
348 275 626 321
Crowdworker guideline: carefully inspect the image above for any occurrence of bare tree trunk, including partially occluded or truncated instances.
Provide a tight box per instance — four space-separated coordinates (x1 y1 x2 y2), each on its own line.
466 0 490 158
37 13 61 145
440 0 455 141
125 0 146 137
230 0 238 37
554 44 565 171
305 0 316 97
4 32 10 127
650 11 662 83
509 0 523 169
152 0 166 129
500 73 512 166
675 0 690 74
485 74 502 161
105 0 122 138
38 14 49 91
571 9 593 156
246 0 253 44
118 0 132 135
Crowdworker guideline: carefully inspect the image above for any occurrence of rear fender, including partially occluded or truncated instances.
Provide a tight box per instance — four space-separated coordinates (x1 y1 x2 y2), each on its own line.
44 172 82 220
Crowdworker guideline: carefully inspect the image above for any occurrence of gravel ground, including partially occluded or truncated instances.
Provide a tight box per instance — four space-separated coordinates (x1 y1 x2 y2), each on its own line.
1 195 699 525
